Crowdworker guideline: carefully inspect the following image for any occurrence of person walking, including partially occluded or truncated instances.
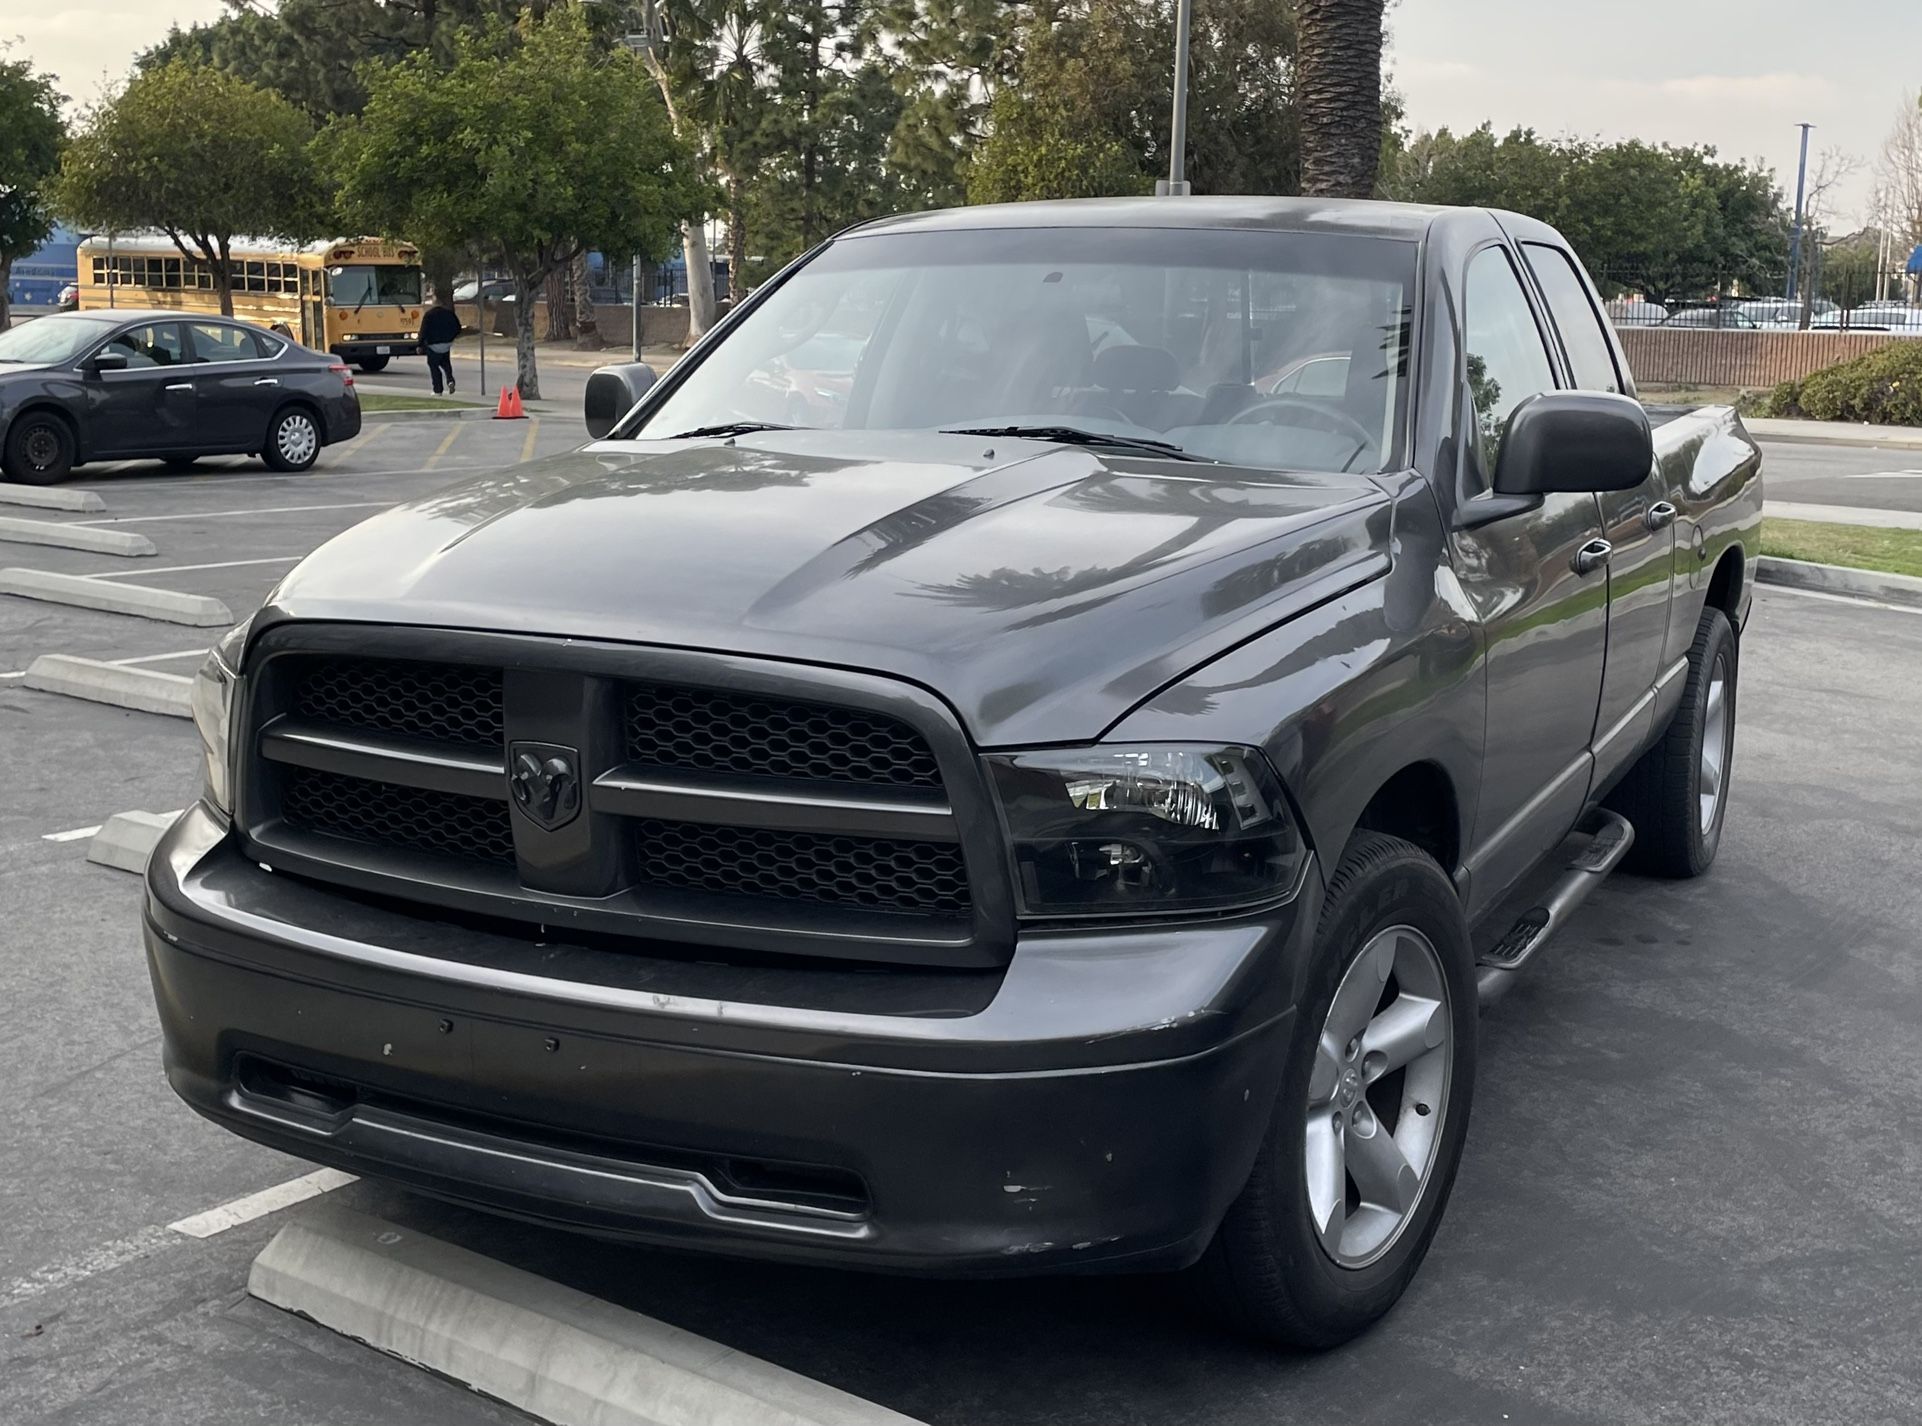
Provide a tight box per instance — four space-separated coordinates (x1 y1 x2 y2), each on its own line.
420 290 462 395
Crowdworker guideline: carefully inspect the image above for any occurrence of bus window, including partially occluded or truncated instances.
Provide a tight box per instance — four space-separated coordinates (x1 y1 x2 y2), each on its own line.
328 264 424 307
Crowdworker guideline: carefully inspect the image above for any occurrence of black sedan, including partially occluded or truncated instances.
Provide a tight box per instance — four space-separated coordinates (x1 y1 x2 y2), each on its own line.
0 310 361 485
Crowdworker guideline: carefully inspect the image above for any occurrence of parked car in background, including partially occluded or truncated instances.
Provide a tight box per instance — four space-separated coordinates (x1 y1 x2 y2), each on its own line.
56 282 79 311
1662 306 1759 329
1811 306 1922 335
1605 299 1669 327
150 197 1761 1353
0 310 360 484
452 278 517 306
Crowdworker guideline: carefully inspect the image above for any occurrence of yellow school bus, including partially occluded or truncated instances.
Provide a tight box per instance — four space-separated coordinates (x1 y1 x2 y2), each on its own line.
75 234 427 372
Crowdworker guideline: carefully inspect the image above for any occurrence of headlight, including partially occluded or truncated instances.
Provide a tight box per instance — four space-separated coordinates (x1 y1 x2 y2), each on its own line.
984 744 1305 918
190 617 252 815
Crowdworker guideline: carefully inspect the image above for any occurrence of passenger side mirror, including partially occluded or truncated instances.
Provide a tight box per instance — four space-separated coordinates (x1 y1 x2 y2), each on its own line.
584 362 660 440
90 349 130 372
1493 391 1653 496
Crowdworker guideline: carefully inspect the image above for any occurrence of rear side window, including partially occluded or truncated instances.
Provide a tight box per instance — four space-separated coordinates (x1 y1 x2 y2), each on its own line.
190 322 260 364
256 332 287 358
1463 247 1556 481
1522 243 1622 394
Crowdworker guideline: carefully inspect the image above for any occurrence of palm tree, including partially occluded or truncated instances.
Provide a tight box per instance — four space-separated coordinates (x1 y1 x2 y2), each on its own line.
1294 0 1386 198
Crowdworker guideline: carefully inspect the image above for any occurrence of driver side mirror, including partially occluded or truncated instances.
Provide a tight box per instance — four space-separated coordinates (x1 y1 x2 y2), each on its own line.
1493 391 1653 496
90 349 130 372
584 362 660 440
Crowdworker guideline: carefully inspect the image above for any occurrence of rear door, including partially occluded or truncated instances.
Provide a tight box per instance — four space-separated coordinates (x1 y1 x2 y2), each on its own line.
1449 244 1611 913
187 321 277 452
86 321 197 456
1520 240 1676 786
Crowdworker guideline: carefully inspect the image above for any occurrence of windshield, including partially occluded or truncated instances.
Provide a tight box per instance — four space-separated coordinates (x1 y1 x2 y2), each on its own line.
0 314 124 366
631 226 1415 473
328 264 425 307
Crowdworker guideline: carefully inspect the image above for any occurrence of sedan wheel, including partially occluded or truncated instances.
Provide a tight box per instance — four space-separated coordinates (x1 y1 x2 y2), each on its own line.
3 413 76 486
263 408 321 473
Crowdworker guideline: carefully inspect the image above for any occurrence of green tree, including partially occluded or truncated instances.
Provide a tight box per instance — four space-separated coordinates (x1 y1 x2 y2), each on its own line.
1294 0 1384 197
327 8 706 398
57 61 320 317
0 53 66 332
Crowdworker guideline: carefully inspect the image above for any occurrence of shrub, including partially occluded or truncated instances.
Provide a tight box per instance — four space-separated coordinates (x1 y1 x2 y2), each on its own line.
1762 341 1922 425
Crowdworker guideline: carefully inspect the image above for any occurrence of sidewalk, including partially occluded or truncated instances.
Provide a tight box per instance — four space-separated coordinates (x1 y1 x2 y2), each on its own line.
1744 416 1922 450
451 336 681 373
1765 501 1922 531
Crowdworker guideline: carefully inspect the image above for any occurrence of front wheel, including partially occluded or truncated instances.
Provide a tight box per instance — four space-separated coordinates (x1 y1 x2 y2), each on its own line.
1191 832 1477 1348
3 411 76 485
354 355 390 374
262 407 322 473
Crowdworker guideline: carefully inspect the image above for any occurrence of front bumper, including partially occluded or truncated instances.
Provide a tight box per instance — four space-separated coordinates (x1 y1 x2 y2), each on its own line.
332 340 421 360
145 804 1318 1275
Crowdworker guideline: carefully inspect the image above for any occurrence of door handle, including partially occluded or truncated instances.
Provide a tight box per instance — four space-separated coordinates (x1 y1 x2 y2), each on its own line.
1645 500 1678 531
253 377 280 387
1572 538 1613 576
163 382 193 391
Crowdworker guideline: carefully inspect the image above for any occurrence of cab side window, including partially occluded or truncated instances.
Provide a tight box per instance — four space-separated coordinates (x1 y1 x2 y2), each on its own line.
101 323 187 368
1463 248 1555 484
1522 243 1622 394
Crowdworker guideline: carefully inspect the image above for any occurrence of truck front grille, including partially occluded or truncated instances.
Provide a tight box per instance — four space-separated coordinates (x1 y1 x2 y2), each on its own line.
244 639 1001 966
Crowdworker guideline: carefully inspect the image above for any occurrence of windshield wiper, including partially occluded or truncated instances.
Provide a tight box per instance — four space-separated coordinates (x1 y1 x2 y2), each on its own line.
669 421 805 439
940 424 1212 462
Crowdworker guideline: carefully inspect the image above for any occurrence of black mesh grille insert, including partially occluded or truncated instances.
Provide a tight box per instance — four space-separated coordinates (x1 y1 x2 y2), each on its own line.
294 658 503 750
634 819 969 915
284 766 515 865
624 685 941 789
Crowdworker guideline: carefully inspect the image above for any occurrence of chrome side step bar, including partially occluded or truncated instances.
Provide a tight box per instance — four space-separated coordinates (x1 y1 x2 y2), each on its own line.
1475 809 1635 1008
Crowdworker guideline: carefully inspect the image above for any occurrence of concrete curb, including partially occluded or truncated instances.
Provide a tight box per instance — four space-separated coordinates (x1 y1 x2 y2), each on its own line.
0 515 155 557
249 1203 925 1426
1744 419 1922 450
0 483 106 513
0 568 233 626
1757 555 1922 609
85 810 180 873
1765 501 1922 532
359 406 496 423
22 654 193 716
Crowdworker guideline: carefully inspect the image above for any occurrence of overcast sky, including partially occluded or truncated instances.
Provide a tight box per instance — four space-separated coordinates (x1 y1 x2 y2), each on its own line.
7 0 1908 224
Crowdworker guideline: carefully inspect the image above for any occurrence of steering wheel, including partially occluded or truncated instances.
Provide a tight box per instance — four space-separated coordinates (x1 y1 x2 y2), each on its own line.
1228 394 1377 451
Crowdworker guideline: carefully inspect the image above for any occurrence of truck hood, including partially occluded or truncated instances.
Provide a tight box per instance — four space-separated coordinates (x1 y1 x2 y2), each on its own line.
267 430 1393 744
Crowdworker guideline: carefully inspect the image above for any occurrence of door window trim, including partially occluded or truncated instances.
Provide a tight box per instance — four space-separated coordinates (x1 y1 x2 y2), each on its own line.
1518 241 1625 395
1456 239 1562 501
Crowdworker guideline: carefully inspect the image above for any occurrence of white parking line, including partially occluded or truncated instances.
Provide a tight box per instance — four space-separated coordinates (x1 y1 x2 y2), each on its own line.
169 1168 358 1238
42 823 103 842
90 555 304 580
75 500 394 526
1844 470 1922 479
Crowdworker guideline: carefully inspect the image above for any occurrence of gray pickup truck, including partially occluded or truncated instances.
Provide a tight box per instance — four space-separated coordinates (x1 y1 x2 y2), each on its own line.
147 197 1761 1347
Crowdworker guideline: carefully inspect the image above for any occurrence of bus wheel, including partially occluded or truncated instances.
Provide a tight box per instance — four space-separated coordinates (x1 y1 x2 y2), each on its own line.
354 356 390 374
3 411 76 486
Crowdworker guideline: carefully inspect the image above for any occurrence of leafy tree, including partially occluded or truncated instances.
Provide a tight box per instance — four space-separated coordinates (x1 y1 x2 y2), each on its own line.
868 0 1010 207
57 61 321 317
326 8 706 398
0 53 66 332
1294 0 1384 197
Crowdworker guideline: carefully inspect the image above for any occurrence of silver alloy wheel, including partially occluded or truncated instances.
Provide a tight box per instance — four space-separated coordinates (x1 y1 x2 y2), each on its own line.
1305 924 1452 1269
1699 661 1730 833
276 411 319 466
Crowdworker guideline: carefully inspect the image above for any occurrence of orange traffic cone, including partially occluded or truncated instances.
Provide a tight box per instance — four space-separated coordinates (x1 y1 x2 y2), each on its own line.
494 386 526 420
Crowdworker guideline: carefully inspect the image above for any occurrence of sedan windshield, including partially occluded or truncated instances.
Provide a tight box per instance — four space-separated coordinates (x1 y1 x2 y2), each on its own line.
631 225 1415 473
0 314 124 366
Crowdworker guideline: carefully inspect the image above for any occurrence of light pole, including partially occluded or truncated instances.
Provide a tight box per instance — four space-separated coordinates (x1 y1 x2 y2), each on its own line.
1785 122 1813 302
1157 0 1194 197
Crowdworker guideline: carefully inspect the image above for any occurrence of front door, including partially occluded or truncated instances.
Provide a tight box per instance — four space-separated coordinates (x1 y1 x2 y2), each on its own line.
186 321 276 452
1449 245 1610 917
86 321 197 456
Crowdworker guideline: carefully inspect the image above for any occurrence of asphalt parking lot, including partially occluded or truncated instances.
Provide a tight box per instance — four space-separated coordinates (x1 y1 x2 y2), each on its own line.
3 423 1921 1424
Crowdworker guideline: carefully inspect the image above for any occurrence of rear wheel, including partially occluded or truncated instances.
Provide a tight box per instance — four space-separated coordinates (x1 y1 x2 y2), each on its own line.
1607 605 1736 878
354 355 390 374
262 407 322 473
3 411 75 485
1191 833 1477 1348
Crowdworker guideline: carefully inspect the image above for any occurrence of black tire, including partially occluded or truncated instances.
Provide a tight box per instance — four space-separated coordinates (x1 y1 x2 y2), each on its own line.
1606 605 1736 878
3 410 76 486
354 355 390 374
1191 832 1477 1349
261 406 322 473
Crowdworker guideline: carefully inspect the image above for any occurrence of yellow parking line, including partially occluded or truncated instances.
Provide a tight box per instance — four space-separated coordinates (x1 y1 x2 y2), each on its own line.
424 424 464 469
341 422 385 459
519 417 541 463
